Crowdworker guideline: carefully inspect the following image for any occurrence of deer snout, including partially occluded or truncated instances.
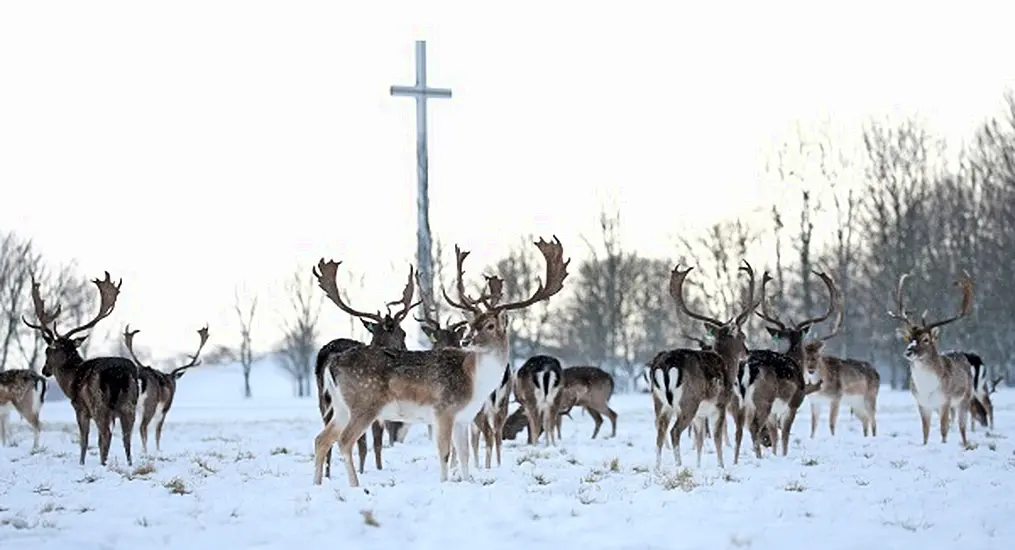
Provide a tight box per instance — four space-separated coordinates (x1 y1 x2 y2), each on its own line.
904 341 917 357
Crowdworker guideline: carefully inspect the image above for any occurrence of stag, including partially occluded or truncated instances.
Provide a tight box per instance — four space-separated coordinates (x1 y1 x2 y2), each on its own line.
649 260 760 469
0 369 47 449
887 272 975 446
312 236 569 487
313 265 420 479
123 325 209 454
22 272 138 466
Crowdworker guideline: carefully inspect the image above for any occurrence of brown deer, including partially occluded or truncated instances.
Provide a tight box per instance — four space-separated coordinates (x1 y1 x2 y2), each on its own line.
514 355 564 446
122 325 209 454
312 235 569 487
649 261 760 469
22 272 138 466
743 271 832 459
887 271 975 446
962 353 1001 432
0 369 47 449
801 303 881 438
314 265 420 479
553 366 617 440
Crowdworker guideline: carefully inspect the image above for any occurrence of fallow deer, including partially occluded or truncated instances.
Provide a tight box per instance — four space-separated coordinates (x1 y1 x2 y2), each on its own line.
22 272 138 466
312 235 569 487
122 325 209 454
887 271 975 446
963 353 1001 431
553 366 617 440
0 369 47 449
313 265 420 479
649 260 760 469
744 271 832 458
514 355 564 446
801 303 881 438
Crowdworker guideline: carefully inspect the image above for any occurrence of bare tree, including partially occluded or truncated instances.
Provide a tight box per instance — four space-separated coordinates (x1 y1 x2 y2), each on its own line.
277 268 321 397
235 289 258 398
0 231 36 371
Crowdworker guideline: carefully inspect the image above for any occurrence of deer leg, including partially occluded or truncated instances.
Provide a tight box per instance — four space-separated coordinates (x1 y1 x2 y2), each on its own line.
313 421 341 486
427 424 433 440
712 411 726 468
434 414 455 483
356 434 367 473
153 415 166 454
453 421 472 482
732 407 745 465
23 409 42 451
588 408 604 439
748 407 768 459
810 401 819 438
525 404 539 445
956 399 970 447
371 421 384 470
780 408 798 457
654 412 670 469
0 411 8 446
75 409 91 465
139 414 151 456
828 398 841 437
939 404 951 444
542 406 556 447
95 412 113 466
868 396 878 437
120 413 135 466
482 419 495 469
493 414 507 467
918 407 931 445
670 411 693 467
692 418 706 468
337 412 378 488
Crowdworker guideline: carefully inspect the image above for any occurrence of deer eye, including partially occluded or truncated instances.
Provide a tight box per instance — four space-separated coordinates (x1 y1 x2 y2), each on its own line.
486 323 494 331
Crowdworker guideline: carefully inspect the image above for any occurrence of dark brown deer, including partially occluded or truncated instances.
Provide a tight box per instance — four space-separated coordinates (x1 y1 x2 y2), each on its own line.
312 235 569 487
649 260 760 468
0 369 47 449
965 352 1001 431
744 271 832 458
553 366 617 440
887 272 975 446
22 272 138 466
801 303 881 438
514 355 564 446
122 325 209 454
314 265 420 479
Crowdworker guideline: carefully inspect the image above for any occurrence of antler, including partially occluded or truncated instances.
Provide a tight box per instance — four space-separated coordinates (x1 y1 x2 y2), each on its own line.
491 236 570 313
21 277 62 341
122 325 148 368
479 275 505 308
442 245 485 315
62 272 122 339
816 284 844 342
669 265 726 327
731 260 761 327
169 326 210 376
313 259 384 323
922 271 974 331
886 272 916 327
682 332 710 350
754 272 788 330
384 265 422 322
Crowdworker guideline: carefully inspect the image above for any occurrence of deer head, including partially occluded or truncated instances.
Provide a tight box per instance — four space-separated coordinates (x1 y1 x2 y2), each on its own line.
442 236 569 351
312 261 421 350
670 259 761 364
755 270 838 356
888 271 974 361
682 332 712 351
23 272 122 377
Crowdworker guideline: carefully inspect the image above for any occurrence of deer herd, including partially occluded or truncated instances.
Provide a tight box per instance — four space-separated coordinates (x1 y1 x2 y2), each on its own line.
0 235 1006 490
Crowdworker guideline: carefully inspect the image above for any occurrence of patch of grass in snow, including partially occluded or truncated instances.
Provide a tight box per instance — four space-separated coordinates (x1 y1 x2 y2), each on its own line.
582 468 606 484
516 450 552 466
164 477 191 495
360 510 380 527
193 457 218 475
987 441 997 451
533 473 552 485
607 457 621 472
39 502 64 514
270 447 290 455
132 462 157 477
801 457 819 466
862 451 875 459
577 484 600 505
234 450 255 462
660 468 696 491
855 478 871 487
76 506 93 514
783 481 806 492
964 442 979 451
984 431 1004 439
32 483 52 495
136 517 150 527
632 465 650 474
883 518 933 532
957 462 970 471
722 472 741 483
76 473 100 484
30 445 48 456
730 534 753 547
566 457 580 465
890 459 907 469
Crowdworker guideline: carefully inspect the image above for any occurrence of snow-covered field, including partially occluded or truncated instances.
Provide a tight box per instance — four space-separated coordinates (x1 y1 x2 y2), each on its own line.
1 363 1013 550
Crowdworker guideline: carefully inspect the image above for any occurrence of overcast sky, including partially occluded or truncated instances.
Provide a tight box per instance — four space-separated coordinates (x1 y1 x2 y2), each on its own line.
2 0 1013 359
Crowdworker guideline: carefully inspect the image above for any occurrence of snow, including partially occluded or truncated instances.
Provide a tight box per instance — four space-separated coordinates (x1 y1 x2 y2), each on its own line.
1 362 1013 549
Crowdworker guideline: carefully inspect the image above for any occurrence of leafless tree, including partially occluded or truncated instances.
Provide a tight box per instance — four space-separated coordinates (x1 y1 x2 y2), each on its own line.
235 289 258 398
277 268 321 397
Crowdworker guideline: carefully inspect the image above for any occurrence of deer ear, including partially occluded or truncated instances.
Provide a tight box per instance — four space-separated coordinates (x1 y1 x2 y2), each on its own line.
930 327 940 341
420 325 436 341
71 336 88 348
361 320 378 334
454 326 468 340
801 326 810 337
766 327 780 339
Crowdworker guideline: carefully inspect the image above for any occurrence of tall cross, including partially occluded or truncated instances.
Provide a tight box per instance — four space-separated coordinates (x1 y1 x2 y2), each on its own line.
390 40 452 322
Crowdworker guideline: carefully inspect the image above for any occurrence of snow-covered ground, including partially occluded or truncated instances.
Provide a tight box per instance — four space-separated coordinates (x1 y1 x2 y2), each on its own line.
1 363 1013 549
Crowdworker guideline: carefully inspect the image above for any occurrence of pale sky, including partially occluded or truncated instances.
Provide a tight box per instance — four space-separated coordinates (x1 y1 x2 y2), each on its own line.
1 0 1013 360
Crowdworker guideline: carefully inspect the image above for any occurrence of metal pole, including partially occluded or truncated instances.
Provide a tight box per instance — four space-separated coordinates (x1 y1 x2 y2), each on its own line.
414 41 435 319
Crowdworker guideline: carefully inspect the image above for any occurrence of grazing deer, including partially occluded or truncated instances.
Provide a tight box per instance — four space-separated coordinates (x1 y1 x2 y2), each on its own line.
312 236 569 487
501 404 573 441
122 325 209 454
553 366 617 440
514 355 564 446
887 272 975 446
22 272 139 466
744 271 832 458
0 369 47 449
650 261 760 469
313 265 420 479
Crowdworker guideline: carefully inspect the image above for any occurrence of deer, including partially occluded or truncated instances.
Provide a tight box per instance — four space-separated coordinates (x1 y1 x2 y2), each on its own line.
313 265 420 479
311 235 569 487
887 271 975 447
961 353 1002 432
649 260 761 469
800 301 882 438
418 294 513 470
742 271 831 459
514 355 565 446
552 366 618 440
22 272 139 466
0 369 47 450
122 325 209 455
